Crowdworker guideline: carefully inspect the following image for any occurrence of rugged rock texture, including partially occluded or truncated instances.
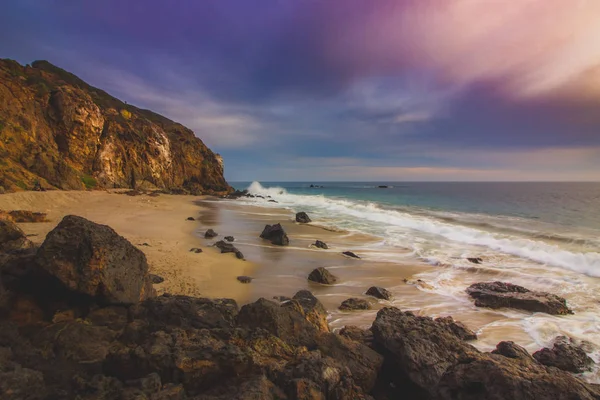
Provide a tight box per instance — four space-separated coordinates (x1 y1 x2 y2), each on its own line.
308 267 338 285
35 215 155 304
259 223 289 246
296 212 312 223
366 286 392 300
339 298 371 311
466 281 572 315
0 59 230 194
533 336 595 373
205 229 218 238
0 220 33 252
434 316 477 341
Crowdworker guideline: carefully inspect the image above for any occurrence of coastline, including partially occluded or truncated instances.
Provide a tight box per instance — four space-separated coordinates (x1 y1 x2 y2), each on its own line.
0 190 254 302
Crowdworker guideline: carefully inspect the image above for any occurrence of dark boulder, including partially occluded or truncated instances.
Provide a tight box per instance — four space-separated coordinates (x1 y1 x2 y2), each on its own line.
236 298 320 348
149 274 165 284
204 229 218 238
259 223 289 246
313 240 328 249
366 286 392 300
533 336 595 373
308 267 337 285
466 281 572 315
186 217 195 221
339 298 371 311
235 250 244 260
296 212 312 223
284 290 329 333
467 257 483 264
237 276 252 284
0 220 33 253
215 240 236 253
342 251 360 259
190 247 203 253
492 341 535 361
224 236 235 242
435 316 477 341
34 215 155 305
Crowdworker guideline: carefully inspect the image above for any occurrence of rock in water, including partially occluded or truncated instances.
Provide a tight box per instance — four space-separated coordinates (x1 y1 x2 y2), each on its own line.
307 267 337 285
313 240 328 249
204 229 218 238
533 336 595 373
366 286 392 300
214 240 236 253
0 219 33 252
35 215 155 304
434 316 477 341
466 281 572 315
295 212 312 223
339 298 371 311
224 236 235 242
259 223 289 246
286 290 330 333
467 257 483 264
342 251 360 259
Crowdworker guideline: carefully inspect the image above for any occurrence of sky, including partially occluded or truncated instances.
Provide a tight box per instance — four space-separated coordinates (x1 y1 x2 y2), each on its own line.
1 0 600 181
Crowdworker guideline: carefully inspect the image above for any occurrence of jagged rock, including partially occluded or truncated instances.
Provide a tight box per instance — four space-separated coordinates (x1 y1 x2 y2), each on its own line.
339 298 371 311
189 247 203 253
226 190 249 199
35 215 155 304
308 267 337 285
237 276 252 284
371 307 480 398
492 341 534 361
466 281 572 315
236 298 321 348
149 274 165 284
339 326 374 349
435 316 477 341
467 257 483 264
366 286 392 300
205 229 218 238
259 224 289 246
0 59 230 194
342 251 360 259
313 240 328 249
0 220 33 252
224 236 234 242
296 212 312 223
284 290 329 333
533 336 595 373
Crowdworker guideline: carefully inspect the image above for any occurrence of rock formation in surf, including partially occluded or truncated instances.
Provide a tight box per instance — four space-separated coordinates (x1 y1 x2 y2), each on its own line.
0 59 230 194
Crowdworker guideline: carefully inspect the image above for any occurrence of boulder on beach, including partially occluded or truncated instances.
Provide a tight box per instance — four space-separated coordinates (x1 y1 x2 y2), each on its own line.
186 216 195 221
204 229 218 238
339 298 371 311
466 281 572 315
259 223 289 246
285 290 330 333
342 251 361 259
307 267 337 285
237 276 252 284
366 286 393 300
215 240 236 253
35 215 155 304
313 240 328 249
224 236 235 242
296 212 312 223
533 336 595 373
0 219 33 252
235 250 244 259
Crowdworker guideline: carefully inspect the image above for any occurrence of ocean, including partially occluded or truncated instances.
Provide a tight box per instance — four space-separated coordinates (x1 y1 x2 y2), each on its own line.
226 181 600 381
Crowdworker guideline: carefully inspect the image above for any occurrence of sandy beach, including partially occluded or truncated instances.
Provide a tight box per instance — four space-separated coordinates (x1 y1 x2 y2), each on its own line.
0 190 254 301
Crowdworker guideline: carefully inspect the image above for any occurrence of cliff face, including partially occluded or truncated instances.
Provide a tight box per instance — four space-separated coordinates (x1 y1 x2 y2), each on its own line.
0 59 231 194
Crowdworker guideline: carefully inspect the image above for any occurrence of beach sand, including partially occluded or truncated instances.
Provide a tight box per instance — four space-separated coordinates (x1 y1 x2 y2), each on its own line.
0 190 254 301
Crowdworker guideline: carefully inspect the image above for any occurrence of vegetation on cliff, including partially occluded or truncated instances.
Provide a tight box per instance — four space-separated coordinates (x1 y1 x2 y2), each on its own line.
0 59 230 194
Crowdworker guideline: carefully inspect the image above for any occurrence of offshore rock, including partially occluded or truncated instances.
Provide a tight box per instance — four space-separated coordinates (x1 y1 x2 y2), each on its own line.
0 59 230 194
466 281 572 315
313 240 328 249
308 267 338 285
366 286 392 300
35 215 155 304
296 212 312 223
533 336 595 373
339 298 371 311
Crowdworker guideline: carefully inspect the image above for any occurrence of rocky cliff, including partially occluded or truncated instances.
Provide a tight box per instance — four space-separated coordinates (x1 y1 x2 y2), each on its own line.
0 59 230 194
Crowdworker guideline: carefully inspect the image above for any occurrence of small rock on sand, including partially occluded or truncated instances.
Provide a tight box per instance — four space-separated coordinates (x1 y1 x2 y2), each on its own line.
308 267 337 285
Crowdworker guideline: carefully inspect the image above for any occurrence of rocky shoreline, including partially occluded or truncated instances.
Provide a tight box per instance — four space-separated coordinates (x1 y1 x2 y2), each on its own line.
1 212 598 399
